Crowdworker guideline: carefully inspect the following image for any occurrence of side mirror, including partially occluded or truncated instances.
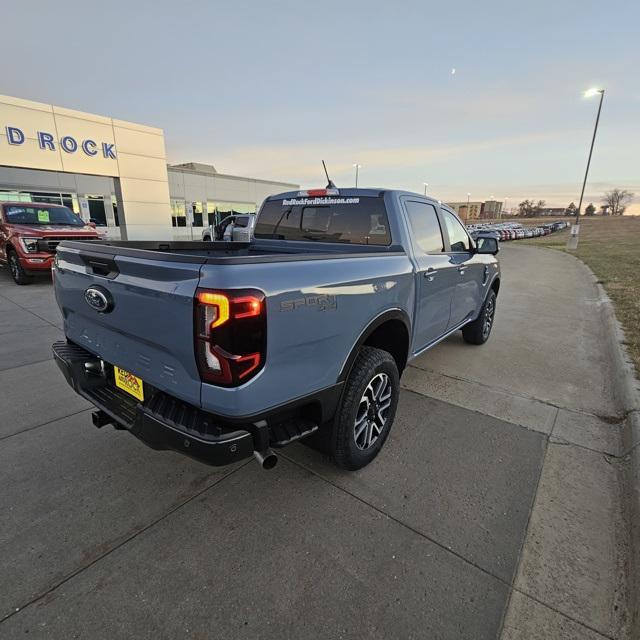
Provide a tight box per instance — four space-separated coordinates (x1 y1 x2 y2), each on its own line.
476 235 499 255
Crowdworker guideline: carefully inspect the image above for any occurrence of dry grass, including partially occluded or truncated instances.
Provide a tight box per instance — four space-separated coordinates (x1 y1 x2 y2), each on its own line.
516 216 640 377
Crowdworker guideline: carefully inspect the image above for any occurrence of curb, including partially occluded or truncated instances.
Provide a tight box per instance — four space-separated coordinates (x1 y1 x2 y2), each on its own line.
565 249 640 637
502 244 638 636
596 282 640 637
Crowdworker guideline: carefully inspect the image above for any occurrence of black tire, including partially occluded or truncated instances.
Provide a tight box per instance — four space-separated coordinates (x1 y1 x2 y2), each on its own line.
202 235 211 242
8 250 33 285
329 346 400 470
462 289 497 345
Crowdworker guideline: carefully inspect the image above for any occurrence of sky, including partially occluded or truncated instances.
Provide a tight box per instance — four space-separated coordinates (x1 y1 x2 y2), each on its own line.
3 0 639 213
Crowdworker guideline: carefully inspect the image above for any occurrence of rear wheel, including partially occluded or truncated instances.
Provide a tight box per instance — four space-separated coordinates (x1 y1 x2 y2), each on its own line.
462 290 496 345
8 250 33 285
329 346 400 470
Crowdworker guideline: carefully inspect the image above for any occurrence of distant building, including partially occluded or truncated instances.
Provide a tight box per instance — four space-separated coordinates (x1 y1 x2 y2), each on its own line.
539 207 567 216
446 199 504 220
447 201 484 220
483 200 503 218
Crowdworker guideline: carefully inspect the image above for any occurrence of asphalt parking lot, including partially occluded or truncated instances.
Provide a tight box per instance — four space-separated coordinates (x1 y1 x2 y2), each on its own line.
0 245 629 639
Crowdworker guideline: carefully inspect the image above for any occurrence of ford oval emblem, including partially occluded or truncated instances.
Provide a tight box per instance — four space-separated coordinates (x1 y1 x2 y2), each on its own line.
84 286 114 313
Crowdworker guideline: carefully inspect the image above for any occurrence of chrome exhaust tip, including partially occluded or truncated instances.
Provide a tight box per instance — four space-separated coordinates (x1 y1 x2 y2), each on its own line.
254 448 278 470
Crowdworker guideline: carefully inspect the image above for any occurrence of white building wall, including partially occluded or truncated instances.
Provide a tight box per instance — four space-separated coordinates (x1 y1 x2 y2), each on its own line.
0 94 173 240
1 94 298 242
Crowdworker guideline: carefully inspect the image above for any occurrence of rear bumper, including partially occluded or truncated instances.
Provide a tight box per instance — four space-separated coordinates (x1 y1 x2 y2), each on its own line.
52 340 340 467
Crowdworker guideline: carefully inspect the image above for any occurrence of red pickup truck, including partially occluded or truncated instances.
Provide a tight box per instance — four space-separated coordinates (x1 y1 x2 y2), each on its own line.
0 202 101 284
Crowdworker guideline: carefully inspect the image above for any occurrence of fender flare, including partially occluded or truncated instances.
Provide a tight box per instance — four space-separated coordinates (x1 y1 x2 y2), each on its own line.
337 308 411 383
471 274 500 321
489 274 500 296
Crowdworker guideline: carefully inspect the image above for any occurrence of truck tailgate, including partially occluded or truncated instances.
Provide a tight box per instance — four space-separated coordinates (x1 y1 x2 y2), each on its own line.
54 244 203 407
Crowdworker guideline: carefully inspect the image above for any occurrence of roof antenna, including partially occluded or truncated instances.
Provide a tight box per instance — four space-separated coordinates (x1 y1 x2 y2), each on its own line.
322 160 337 189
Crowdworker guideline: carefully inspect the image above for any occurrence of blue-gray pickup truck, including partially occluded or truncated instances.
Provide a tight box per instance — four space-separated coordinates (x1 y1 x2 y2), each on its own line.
52 187 500 470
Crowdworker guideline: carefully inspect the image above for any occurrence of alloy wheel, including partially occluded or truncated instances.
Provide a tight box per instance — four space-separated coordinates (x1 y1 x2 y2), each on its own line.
483 298 495 339
354 372 393 450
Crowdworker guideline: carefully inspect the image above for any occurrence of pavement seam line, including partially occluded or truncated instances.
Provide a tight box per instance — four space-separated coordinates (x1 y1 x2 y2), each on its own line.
0 458 253 626
548 435 621 459
497 429 550 638
283 452 618 640
0 290 62 332
0 408 93 443
404 378 625 456
400 384 553 439
503 588 615 640
0 356 54 374
548 406 560 437
281 452 510 579
407 363 623 422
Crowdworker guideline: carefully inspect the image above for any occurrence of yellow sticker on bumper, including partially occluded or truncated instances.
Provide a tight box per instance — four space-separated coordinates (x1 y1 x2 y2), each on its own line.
114 366 144 401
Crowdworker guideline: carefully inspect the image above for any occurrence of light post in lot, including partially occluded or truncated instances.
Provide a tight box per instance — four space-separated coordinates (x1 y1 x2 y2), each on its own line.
423 182 429 196
568 87 605 249
353 163 362 187
466 193 471 222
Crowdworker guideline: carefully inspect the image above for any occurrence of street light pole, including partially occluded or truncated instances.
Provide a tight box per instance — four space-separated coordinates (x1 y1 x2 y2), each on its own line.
466 193 470 222
570 88 605 248
423 183 428 196
353 163 362 187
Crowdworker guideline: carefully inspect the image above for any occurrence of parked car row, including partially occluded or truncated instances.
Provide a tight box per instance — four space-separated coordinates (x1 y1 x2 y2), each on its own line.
467 220 570 243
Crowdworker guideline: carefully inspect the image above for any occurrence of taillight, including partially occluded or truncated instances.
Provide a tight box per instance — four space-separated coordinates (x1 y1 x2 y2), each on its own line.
194 288 266 386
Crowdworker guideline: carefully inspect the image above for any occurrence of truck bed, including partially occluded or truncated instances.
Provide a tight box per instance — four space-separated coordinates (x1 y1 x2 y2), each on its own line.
59 239 405 265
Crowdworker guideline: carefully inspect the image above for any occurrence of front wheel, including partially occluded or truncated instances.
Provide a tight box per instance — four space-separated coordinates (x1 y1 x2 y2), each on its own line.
331 346 400 470
462 290 497 345
8 251 34 285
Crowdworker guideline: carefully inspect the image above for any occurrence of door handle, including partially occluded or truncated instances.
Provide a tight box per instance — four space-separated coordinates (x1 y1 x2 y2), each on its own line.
424 268 438 282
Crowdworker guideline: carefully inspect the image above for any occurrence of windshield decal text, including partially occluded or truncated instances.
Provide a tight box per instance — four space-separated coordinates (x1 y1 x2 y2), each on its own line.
281 197 360 206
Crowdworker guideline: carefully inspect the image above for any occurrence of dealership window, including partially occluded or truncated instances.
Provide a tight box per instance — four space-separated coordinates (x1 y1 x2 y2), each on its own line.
0 190 80 214
206 201 217 226
171 198 186 227
0 190 31 203
86 195 107 226
192 201 203 227
206 201 256 227
112 197 120 226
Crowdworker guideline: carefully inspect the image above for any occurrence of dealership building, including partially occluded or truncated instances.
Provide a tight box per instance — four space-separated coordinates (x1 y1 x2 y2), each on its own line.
0 94 297 240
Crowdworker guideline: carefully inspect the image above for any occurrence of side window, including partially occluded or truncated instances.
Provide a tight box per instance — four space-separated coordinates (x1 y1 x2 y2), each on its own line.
404 201 444 253
442 210 471 252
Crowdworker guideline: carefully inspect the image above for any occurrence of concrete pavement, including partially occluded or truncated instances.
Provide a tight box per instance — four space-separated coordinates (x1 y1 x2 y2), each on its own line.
0 245 632 639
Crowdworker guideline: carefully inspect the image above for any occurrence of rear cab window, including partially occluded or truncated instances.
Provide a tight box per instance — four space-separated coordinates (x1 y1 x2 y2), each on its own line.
255 195 391 245
404 201 444 253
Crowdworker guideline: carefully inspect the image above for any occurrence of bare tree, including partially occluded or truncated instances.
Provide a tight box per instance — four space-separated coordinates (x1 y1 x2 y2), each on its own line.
602 189 634 216
517 200 533 216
